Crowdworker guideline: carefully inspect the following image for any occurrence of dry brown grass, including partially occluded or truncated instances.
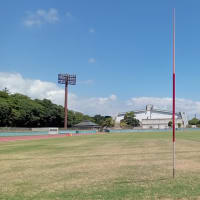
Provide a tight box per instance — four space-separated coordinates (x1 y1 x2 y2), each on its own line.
1 132 200 199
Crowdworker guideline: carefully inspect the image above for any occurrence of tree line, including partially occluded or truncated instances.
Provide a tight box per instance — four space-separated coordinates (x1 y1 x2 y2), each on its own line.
0 89 114 128
188 117 200 127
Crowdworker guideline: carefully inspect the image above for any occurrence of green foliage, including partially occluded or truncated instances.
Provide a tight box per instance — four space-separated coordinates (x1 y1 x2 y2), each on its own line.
122 111 140 128
67 111 93 127
120 119 128 128
188 118 200 125
0 89 117 128
101 116 114 128
168 121 172 127
0 90 92 128
0 90 9 98
0 101 12 126
178 123 181 128
93 115 105 126
93 115 114 128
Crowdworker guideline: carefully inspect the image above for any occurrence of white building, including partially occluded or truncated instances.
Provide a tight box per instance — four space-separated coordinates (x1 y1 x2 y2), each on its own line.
115 105 188 129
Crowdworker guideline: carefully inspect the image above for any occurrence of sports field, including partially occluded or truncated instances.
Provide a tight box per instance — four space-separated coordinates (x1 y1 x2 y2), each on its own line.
0 131 200 200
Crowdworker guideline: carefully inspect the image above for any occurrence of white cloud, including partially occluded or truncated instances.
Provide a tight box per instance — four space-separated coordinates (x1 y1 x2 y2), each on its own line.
88 58 96 63
127 97 200 117
0 72 200 118
127 97 172 110
24 8 59 27
0 72 118 115
109 94 117 101
68 94 118 115
98 94 117 105
0 72 64 104
89 28 95 33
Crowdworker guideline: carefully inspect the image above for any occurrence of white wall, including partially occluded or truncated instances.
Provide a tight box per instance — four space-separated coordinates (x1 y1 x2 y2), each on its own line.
116 111 177 123
115 105 188 128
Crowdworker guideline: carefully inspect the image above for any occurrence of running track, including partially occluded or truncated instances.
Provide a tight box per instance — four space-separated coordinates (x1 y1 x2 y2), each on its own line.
0 133 103 142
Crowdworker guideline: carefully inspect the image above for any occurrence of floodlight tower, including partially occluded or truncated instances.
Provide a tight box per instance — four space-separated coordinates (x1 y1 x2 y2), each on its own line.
58 74 76 129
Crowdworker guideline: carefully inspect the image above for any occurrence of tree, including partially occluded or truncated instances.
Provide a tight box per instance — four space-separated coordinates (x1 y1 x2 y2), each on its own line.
93 115 105 126
0 90 9 98
123 112 140 127
188 118 199 125
102 117 114 128
92 115 114 128
0 89 93 128
82 114 93 122
120 119 128 128
0 101 12 126
1 89 120 128
168 121 172 127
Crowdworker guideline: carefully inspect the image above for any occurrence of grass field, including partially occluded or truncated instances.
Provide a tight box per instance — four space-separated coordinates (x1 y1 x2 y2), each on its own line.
1 131 200 200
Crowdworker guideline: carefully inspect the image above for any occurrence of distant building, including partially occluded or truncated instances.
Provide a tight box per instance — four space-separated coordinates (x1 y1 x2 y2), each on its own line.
115 105 188 129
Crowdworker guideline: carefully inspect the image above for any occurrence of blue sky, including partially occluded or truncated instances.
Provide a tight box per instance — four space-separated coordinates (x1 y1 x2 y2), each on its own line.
0 0 200 116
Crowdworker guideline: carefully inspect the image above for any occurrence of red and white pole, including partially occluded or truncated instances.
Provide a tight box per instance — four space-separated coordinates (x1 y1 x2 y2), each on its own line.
172 8 176 178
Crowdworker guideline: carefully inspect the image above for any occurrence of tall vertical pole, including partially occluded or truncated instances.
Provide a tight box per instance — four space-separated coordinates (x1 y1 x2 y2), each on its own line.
58 74 76 129
172 8 176 178
64 82 68 129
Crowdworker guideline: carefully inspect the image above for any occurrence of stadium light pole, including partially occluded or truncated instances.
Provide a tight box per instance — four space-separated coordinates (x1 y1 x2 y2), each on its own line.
172 8 176 179
58 74 76 129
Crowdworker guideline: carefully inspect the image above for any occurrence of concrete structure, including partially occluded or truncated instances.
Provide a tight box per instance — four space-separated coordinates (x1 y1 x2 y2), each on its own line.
115 105 188 129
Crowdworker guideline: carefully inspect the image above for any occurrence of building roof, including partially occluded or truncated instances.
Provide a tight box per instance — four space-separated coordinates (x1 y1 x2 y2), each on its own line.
74 120 100 128
117 105 181 118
